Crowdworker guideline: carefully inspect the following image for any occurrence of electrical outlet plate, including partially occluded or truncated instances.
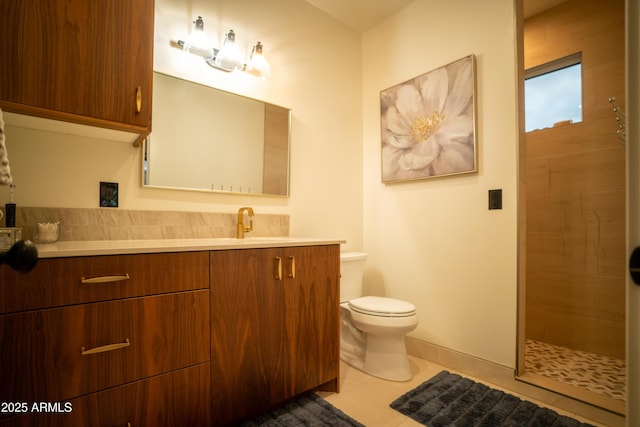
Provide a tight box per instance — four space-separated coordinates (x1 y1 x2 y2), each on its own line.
100 182 119 208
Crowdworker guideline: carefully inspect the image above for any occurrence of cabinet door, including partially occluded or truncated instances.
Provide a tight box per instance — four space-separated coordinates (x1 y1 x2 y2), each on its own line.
0 0 153 130
210 248 286 425
283 245 340 395
210 246 340 425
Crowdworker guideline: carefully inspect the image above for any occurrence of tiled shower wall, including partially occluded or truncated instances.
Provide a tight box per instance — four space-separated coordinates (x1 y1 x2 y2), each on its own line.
7 207 289 242
523 0 626 359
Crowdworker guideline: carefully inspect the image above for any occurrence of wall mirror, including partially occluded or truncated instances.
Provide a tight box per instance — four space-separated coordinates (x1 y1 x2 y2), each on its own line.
143 72 291 196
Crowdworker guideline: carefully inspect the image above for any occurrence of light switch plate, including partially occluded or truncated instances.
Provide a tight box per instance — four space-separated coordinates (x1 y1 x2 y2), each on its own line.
489 189 502 210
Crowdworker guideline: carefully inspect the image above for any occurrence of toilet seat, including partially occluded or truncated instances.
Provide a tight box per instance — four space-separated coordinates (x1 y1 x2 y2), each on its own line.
348 296 416 317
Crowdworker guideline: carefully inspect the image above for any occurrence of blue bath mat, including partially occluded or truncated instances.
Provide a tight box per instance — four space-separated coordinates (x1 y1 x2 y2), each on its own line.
391 371 596 426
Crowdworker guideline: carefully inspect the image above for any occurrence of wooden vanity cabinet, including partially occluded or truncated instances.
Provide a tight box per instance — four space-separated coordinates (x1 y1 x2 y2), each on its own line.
0 251 210 426
0 0 154 143
210 245 340 426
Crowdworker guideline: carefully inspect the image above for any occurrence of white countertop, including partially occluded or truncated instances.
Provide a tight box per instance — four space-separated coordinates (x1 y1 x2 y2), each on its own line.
34 237 346 258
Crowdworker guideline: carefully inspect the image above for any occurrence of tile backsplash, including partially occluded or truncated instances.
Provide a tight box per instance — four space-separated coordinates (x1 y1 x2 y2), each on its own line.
7 207 289 242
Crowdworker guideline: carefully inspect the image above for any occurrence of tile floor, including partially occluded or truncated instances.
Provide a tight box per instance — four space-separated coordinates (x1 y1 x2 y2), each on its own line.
317 356 607 427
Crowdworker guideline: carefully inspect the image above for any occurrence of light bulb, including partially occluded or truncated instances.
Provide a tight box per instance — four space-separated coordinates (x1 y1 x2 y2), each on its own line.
214 30 243 71
183 16 213 59
246 42 272 79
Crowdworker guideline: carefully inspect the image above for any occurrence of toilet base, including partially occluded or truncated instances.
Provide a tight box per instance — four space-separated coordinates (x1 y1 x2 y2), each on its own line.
339 304 415 382
363 334 413 381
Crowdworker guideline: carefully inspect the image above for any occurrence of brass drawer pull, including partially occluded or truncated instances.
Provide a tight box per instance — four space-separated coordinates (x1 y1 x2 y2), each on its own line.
288 256 296 279
274 256 282 280
136 86 142 113
81 274 130 284
81 338 130 355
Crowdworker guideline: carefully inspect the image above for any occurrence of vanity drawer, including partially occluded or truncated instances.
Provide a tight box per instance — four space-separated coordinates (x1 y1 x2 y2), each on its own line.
0 251 209 313
0 363 211 427
0 290 210 403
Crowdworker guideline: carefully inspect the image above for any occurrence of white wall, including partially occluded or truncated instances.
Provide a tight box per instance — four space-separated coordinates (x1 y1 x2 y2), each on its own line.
0 0 364 250
361 0 519 367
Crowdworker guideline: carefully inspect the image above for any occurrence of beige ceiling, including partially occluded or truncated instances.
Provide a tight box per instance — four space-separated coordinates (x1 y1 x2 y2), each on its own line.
305 0 569 33
304 0 415 32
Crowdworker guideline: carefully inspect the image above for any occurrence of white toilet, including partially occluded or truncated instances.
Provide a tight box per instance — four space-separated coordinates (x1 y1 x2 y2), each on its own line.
340 252 418 381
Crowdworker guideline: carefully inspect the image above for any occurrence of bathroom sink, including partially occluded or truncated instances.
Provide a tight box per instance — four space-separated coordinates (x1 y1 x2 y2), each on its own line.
206 237 294 247
241 237 291 242
209 237 290 242
205 236 343 249
233 237 295 246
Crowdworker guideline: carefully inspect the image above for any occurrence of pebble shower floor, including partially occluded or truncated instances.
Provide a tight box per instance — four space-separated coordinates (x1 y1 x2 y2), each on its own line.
525 339 626 402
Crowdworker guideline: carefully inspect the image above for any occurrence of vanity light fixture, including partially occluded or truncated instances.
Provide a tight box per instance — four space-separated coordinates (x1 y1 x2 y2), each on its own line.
177 16 271 78
209 29 243 71
245 42 272 79
180 16 213 59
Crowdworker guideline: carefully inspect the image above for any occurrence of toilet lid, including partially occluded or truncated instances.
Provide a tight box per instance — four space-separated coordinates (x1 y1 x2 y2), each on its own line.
348 296 416 317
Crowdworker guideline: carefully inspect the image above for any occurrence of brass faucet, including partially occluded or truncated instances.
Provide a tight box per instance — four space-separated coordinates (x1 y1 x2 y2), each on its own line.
236 207 254 239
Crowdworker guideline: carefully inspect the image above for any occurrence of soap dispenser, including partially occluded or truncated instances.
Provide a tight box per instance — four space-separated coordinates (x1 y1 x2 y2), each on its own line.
5 183 16 227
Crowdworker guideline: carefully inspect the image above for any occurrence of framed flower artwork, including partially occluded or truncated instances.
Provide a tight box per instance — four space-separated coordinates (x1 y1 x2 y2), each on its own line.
380 55 477 183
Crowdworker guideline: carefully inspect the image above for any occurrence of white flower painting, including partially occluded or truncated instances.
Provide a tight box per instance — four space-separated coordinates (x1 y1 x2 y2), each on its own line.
380 55 477 183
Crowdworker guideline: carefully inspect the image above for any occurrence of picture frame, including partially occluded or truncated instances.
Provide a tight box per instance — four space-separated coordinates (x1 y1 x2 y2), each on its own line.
380 54 477 183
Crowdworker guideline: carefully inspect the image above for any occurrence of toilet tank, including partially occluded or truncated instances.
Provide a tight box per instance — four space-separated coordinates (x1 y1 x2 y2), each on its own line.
340 252 368 303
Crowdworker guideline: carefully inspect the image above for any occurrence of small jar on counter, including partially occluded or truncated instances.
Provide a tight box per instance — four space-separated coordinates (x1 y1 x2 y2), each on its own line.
34 222 59 243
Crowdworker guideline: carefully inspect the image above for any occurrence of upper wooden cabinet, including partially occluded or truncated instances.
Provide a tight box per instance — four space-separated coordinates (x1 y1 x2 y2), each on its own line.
0 0 154 145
